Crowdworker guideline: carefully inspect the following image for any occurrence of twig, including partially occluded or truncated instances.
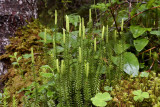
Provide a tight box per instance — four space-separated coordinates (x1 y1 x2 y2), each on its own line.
138 47 156 55
109 8 121 37
146 59 155 72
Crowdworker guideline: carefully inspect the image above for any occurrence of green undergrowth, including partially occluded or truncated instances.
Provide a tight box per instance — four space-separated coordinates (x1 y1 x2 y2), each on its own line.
0 0 159 107
0 20 54 106
109 72 160 107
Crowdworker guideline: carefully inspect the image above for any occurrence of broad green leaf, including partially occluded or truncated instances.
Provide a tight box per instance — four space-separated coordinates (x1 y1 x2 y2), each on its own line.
139 97 144 102
12 62 18 65
150 31 160 36
114 43 130 54
40 72 54 78
111 56 121 66
141 92 149 98
140 72 149 77
134 96 144 102
91 92 112 107
133 90 149 102
134 38 149 52
134 96 140 101
123 52 139 77
94 92 112 101
23 54 32 59
133 90 142 95
91 98 107 107
111 56 118 65
130 26 151 38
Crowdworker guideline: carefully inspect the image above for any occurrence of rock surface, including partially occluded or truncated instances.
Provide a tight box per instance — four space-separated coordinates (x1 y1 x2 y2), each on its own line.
0 0 37 75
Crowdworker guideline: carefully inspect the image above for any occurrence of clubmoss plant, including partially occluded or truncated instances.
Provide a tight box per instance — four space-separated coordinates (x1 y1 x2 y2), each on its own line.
94 38 96 52
31 47 38 106
2 89 9 107
106 25 108 43
55 10 57 25
102 26 105 39
12 95 17 107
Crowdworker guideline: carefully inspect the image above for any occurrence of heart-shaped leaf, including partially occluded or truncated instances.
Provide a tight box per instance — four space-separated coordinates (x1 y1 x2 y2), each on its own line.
150 31 160 36
134 38 149 52
114 43 130 54
134 96 144 102
130 26 151 38
141 92 149 98
133 90 142 95
123 52 139 77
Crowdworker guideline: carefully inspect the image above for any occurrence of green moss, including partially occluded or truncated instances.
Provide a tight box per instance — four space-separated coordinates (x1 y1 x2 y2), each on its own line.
0 20 52 106
109 72 160 106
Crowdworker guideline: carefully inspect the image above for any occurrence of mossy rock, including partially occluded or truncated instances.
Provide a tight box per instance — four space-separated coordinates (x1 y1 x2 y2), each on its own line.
0 20 53 106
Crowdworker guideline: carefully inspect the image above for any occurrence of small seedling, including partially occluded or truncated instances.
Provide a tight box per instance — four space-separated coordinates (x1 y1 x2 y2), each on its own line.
133 89 149 102
9 52 22 65
91 92 112 107
9 52 24 75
